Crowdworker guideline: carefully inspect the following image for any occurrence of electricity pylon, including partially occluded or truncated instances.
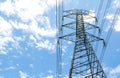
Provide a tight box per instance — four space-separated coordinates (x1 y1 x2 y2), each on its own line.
57 9 106 78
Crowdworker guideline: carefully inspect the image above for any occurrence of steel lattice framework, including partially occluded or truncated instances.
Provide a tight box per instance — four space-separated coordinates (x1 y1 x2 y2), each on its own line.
58 9 106 78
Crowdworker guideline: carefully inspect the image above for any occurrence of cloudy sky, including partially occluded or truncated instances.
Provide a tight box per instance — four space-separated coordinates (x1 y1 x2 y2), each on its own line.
0 0 120 78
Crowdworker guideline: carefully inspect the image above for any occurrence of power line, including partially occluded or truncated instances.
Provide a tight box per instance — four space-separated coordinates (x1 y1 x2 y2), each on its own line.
57 0 64 77
96 0 104 22
100 0 112 32
56 0 58 77
95 0 112 54
100 8 120 62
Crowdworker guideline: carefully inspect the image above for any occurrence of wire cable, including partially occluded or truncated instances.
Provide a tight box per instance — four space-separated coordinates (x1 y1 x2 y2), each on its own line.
100 0 112 32
95 0 112 54
96 0 104 22
100 8 120 62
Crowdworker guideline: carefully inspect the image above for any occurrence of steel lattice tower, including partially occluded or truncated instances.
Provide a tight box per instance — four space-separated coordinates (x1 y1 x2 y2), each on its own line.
57 9 106 78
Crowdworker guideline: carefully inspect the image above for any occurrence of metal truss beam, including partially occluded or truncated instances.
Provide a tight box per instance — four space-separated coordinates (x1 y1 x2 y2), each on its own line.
58 9 106 78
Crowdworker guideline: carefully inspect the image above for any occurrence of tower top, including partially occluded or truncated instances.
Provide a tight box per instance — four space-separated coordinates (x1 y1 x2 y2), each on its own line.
63 9 96 20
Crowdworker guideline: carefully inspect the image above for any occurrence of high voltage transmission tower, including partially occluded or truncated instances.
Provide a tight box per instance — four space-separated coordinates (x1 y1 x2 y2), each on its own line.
56 0 120 77
57 9 106 78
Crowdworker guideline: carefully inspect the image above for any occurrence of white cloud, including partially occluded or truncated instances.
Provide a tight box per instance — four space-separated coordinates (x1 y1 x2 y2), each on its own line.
113 0 120 8
0 0 58 54
114 16 120 32
14 0 48 21
36 40 55 51
0 16 14 55
48 70 53 74
29 17 57 37
62 46 67 53
29 35 37 42
104 0 120 32
106 14 114 21
104 65 120 78
10 13 57 38
0 17 12 36
105 13 120 32
0 0 56 19
46 0 56 7
112 0 120 32
110 65 120 76
67 41 72 45
19 71 28 78
0 66 16 72
63 75 69 78
0 0 15 16
39 73 55 78
84 10 96 23
5 66 16 70
60 62 67 66
46 75 54 78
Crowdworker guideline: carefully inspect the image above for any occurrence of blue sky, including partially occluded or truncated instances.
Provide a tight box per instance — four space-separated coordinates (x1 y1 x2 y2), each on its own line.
0 0 120 78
